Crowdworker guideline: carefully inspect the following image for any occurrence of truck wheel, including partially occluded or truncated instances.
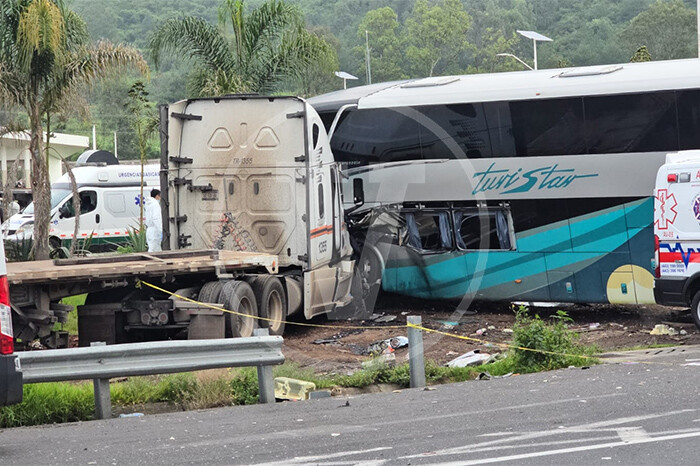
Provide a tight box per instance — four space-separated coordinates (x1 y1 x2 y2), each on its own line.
691 291 700 330
249 277 287 336
198 280 224 304
221 280 258 338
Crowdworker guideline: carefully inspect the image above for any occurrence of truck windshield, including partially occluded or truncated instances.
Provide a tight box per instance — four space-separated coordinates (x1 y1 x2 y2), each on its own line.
22 189 72 215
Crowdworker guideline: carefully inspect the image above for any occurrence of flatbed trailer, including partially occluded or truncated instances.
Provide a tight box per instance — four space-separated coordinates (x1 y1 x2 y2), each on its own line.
8 249 278 347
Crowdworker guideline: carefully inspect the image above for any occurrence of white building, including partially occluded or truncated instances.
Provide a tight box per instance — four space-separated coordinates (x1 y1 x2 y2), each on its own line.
0 131 90 185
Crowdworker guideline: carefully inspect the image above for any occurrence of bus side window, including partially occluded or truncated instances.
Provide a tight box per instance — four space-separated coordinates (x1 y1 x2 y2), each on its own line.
404 211 453 252
455 209 513 250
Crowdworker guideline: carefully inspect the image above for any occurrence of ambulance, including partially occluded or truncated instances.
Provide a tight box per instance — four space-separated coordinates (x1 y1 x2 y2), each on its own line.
654 150 700 327
2 164 159 251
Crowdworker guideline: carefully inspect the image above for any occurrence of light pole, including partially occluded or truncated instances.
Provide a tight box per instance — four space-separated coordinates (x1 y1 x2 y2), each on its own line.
334 71 358 90
496 53 534 71
516 30 552 71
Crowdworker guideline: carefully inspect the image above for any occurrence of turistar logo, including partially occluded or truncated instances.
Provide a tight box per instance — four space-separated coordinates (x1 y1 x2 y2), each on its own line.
655 189 677 230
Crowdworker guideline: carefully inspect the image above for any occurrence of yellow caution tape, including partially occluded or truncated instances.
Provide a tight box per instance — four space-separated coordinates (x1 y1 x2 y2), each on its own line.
136 280 680 366
136 279 405 330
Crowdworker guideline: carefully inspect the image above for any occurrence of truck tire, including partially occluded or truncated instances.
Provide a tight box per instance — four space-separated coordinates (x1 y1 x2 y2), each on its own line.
248 276 287 336
691 291 700 330
221 280 258 338
198 280 224 304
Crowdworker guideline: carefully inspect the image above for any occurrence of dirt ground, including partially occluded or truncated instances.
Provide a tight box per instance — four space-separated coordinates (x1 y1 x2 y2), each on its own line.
282 294 700 374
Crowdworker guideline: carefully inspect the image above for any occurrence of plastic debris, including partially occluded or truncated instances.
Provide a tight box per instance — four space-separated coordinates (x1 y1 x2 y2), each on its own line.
119 413 144 418
370 313 397 323
446 350 492 368
475 328 487 336
487 325 496 330
477 371 512 380
274 377 317 401
681 329 688 335
502 328 514 333
439 321 459 329
588 323 601 330
389 336 409 349
650 324 678 336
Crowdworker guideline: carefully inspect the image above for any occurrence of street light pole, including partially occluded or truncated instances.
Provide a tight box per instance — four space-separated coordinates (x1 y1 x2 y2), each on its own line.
516 30 552 71
496 53 534 71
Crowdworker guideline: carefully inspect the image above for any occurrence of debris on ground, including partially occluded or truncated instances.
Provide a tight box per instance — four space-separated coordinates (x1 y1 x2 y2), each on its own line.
362 352 396 369
274 377 317 401
446 350 492 368
649 324 678 336
477 372 513 380
370 313 397 323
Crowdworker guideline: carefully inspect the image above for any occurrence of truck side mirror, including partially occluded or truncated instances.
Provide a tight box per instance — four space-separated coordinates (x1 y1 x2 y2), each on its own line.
353 178 364 207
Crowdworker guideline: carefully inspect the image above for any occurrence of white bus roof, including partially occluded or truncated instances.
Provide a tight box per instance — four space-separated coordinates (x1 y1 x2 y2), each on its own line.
308 58 700 111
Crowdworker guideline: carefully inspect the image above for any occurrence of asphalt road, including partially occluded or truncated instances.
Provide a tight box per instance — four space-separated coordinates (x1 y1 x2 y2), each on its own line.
2 346 700 465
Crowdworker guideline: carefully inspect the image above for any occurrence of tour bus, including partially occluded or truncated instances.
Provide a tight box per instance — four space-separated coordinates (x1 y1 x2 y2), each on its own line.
2 164 159 251
308 58 700 307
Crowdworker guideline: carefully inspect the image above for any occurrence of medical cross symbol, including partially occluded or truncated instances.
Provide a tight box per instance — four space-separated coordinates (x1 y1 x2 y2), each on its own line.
655 189 677 230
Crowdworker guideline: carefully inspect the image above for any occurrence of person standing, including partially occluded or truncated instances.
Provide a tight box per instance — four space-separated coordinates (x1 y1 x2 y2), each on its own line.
144 189 163 252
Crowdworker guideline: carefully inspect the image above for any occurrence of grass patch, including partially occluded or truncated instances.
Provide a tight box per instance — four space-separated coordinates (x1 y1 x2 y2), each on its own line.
52 294 86 335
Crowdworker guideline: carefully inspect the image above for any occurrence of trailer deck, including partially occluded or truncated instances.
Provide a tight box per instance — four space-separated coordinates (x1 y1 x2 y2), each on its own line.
7 249 279 285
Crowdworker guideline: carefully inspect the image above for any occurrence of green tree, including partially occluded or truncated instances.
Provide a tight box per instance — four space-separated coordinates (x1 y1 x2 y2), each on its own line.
403 0 471 77
630 45 653 62
354 7 406 83
621 0 696 60
0 0 147 259
125 81 158 228
149 0 336 96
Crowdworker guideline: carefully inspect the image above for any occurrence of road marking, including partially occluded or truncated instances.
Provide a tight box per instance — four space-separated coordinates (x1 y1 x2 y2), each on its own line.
420 430 700 465
615 427 651 443
402 409 696 459
253 447 392 465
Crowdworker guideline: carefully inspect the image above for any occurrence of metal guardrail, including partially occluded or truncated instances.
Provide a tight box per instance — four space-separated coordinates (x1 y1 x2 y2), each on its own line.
16 331 284 419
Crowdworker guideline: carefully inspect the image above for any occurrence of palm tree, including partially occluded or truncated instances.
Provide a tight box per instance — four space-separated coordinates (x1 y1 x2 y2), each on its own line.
0 0 147 259
149 0 336 96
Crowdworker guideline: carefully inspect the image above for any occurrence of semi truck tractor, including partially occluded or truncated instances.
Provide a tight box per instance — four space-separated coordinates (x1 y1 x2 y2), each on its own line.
7 96 362 347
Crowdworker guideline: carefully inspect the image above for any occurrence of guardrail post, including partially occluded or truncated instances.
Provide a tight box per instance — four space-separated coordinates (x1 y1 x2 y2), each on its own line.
408 316 426 388
254 328 275 404
90 342 112 419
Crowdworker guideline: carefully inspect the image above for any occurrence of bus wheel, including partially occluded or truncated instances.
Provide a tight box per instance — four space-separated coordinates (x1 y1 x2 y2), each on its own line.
198 280 224 304
249 276 286 336
691 291 700 330
221 280 258 338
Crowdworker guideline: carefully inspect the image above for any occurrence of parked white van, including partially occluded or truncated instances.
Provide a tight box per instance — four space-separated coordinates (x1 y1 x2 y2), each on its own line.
2 164 160 251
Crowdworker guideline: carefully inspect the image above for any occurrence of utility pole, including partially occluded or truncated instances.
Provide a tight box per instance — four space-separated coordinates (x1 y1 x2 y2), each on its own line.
92 125 97 150
114 132 118 158
365 30 372 85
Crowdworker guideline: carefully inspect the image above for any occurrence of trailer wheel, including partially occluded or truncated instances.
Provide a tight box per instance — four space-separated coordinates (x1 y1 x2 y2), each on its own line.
249 277 287 336
221 280 258 338
198 280 224 304
691 291 700 330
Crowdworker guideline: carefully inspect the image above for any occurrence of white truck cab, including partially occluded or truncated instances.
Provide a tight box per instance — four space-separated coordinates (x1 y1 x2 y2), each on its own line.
653 150 700 327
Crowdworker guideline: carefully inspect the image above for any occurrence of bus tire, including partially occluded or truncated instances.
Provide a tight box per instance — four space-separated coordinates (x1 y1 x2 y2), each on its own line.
248 276 287 336
221 280 258 338
691 291 700 330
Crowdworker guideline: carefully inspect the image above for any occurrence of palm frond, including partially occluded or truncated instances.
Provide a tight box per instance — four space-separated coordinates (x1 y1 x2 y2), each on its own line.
148 16 234 73
243 0 302 64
